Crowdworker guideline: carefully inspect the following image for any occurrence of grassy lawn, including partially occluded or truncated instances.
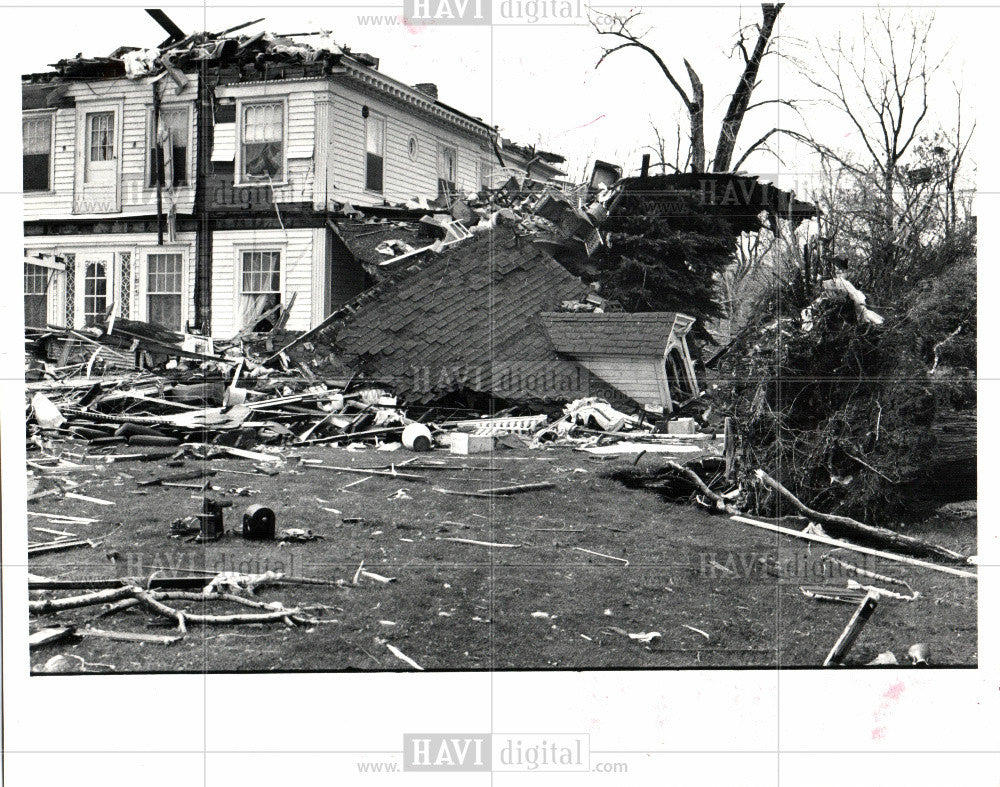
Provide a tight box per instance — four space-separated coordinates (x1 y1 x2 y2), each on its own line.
27 443 978 671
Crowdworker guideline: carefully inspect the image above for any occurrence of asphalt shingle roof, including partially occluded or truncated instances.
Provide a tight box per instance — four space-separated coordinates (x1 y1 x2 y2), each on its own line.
328 226 597 402
540 312 685 358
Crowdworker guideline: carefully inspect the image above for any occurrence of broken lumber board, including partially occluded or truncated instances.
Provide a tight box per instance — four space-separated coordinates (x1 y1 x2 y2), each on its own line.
64 492 114 506
385 643 423 671
29 626 77 648
80 628 183 646
439 537 522 548
136 469 217 487
304 464 426 482
27 511 99 525
823 591 879 667
729 515 977 580
28 539 93 556
573 547 629 566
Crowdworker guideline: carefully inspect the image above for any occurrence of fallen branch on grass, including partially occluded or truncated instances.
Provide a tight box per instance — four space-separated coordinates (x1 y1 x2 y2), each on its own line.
29 585 318 634
433 481 556 498
730 515 977 580
755 469 967 564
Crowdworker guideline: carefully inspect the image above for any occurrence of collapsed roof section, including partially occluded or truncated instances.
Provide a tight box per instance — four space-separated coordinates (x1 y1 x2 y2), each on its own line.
310 224 699 411
326 225 594 404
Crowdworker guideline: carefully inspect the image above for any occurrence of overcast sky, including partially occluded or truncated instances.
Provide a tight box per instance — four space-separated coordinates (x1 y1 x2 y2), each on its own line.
11 3 985 198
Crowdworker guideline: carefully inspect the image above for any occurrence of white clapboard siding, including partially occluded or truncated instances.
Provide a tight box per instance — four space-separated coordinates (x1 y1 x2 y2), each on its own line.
24 77 199 221
574 355 668 408
214 83 318 205
325 84 491 206
211 227 320 338
23 106 76 218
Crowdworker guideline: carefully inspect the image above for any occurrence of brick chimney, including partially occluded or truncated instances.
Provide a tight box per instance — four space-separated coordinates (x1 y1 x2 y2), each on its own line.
413 83 439 100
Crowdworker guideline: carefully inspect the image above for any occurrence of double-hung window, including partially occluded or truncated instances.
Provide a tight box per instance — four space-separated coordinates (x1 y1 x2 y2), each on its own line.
240 250 281 331
146 253 184 330
23 114 52 192
241 102 284 182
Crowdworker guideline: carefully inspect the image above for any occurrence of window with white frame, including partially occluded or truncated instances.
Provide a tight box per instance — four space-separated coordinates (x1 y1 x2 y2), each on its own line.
23 115 52 192
146 253 184 331
149 108 189 187
83 259 108 327
240 250 281 331
88 112 114 162
241 102 284 182
365 114 385 193
24 263 49 327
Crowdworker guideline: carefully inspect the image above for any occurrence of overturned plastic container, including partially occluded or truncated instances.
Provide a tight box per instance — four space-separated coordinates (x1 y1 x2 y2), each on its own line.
401 423 433 452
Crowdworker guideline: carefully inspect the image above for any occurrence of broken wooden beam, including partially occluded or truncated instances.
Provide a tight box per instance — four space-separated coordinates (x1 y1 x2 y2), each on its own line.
304 464 426 482
823 591 879 667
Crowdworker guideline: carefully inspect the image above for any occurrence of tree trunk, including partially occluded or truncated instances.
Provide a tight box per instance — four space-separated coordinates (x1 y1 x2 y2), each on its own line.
685 60 707 172
712 3 783 172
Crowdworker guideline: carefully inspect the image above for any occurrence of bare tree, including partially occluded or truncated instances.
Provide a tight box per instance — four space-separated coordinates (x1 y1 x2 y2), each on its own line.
802 12 938 249
592 4 784 173
645 118 688 174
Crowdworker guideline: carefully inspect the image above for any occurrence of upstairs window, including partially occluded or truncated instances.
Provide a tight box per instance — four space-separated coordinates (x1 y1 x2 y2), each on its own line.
240 250 281 331
365 114 385 193
23 114 52 192
85 111 115 183
438 145 457 197
146 253 184 331
88 112 114 162
149 108 189 188
24 263 49 327
241 102 284 182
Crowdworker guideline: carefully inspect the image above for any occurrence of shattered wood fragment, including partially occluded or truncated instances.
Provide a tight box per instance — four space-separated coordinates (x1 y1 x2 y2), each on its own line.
573 547 629 566
440 537 522 548
305 464 426 482
28 626 77 648
385 643 423 670
475 482 556 495
28 539 94 556
823 591 879 667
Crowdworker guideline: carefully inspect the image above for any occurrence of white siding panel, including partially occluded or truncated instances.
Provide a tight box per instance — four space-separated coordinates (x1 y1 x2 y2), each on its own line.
574 355 667 407
325 83 492 206
211 228 317 338
24 77 199 221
